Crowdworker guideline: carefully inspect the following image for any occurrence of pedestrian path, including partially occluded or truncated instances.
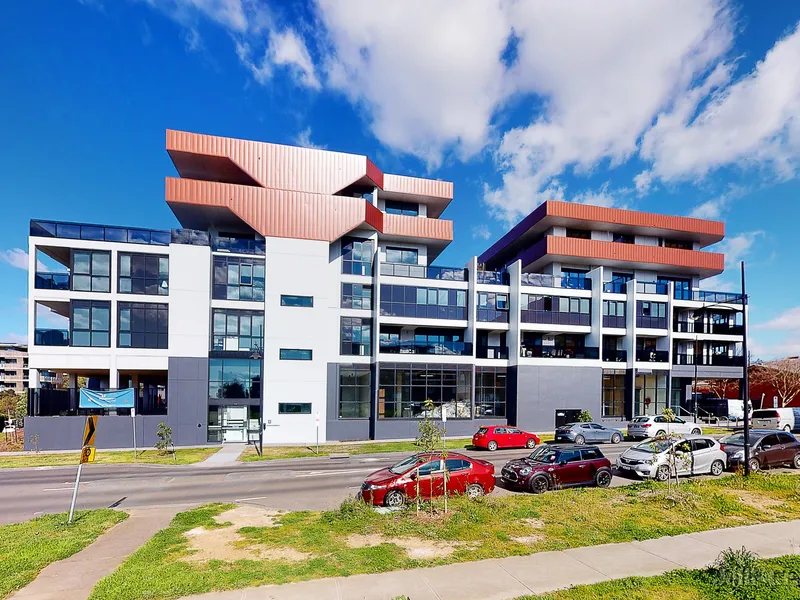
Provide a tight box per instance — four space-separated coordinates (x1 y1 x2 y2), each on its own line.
196 443 246 467
177 520 800 600
11 506 180 600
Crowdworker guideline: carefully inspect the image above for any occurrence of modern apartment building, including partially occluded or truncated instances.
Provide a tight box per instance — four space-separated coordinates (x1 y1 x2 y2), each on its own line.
25 130 745 450
0 343 29 394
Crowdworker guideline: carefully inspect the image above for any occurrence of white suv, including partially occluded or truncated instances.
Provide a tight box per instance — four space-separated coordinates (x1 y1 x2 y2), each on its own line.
617 436 727 480
627 415 702 440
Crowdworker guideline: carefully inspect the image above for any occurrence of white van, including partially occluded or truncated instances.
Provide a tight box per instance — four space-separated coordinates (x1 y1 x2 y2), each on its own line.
750 408 800 433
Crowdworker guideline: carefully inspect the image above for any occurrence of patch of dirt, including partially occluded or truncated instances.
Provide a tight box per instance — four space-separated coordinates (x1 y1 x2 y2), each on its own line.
732 491 787 513
181 505 309 564
521 518 545 529
346 534 468 559
510 535 543 545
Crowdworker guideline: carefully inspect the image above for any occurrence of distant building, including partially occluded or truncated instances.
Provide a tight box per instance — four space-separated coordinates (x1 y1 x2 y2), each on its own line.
0 343 28 394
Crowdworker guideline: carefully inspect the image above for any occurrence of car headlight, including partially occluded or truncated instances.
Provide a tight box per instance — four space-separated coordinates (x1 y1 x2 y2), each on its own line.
519 467 532 476
733 450 744 459
365 483 386 490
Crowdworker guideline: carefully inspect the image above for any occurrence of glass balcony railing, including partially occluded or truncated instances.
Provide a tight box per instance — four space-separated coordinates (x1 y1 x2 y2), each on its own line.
603 279 628 294
520 346 599 359
521 273 592 290
380 263 467 281
636 315 668 329
636 349 669 363
674 321 744 335
379 340 473 356
603 349 627 362
602 315 627 328
636 281 668 295
476 271 509 285
673 289 744 303
476 345 509 359
673 354 745 367
171 229 210 246
30 220 170 245
34 272 70 290
211 236 266 255
34 329 70 346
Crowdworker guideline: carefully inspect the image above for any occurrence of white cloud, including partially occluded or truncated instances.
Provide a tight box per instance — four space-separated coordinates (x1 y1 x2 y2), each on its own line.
294 127 326 150
633 170 652 196
1 333 27 345
472 225 492 240
712 230 763 269
689 198 727 220
0 248 29 270
269 29 320 89
755 306 800 331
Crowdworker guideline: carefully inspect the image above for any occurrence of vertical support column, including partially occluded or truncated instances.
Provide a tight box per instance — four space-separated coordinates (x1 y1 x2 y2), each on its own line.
370 235 381 440
465 257 478 347
586 266 603 356
508 260 522 366
626 278 637 419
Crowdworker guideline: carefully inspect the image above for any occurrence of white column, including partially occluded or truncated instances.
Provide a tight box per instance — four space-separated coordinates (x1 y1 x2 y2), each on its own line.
508 260 522 365
29 368 41 389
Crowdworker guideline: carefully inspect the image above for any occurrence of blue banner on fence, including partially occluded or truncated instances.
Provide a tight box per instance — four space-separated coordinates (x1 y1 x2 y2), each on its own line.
79 388 136 409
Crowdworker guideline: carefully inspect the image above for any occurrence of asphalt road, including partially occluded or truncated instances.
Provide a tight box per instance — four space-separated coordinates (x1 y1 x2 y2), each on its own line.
0 443 642 525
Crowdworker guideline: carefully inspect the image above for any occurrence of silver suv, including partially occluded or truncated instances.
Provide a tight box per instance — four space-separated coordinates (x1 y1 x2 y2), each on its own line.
616 435 726 481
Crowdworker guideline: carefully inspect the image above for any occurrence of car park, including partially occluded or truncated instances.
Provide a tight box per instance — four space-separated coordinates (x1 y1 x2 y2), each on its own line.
750 408 800 433
472 425 541 451
616 435 726 481
359 452 496 507
500 444 612 494
720 429 800 472
554 422 624 445
626 415 702 440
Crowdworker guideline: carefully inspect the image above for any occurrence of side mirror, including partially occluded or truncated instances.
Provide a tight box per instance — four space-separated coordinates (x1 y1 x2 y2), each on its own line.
409 471 418 480
558 460 567 467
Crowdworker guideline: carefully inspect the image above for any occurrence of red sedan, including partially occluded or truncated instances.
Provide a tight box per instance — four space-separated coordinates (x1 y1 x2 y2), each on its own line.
359 452 496 507
472 425 541 451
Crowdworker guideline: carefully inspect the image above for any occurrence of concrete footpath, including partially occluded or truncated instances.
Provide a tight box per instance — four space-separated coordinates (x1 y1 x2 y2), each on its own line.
196 443 246 466
179 520 800 600
11 506 181 600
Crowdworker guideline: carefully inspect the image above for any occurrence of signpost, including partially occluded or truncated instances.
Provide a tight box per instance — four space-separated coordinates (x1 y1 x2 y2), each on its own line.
315 413 320 455
131 407 137 459
69 416 97 524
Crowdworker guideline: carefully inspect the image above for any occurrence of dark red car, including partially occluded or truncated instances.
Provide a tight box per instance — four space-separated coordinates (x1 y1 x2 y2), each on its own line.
501 444 612 494
472 425 541 451
359 452 496 507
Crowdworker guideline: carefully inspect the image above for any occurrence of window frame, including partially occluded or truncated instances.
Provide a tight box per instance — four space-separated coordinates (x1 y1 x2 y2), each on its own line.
279 348 313 361
341 317 372 356
339 365 371 420
208 357 261 399
341 237 374 276
70 300 111 348
118 252 169 296
278 402 312 414
341 283 373 310
212 256 265 301
118 302 168 349
71 249 111 293
384 200 419 216
280 295 313 308
211 309 264 352
385 246 419 265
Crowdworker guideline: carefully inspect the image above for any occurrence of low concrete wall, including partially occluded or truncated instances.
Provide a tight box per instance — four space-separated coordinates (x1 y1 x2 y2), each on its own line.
24 415 171 451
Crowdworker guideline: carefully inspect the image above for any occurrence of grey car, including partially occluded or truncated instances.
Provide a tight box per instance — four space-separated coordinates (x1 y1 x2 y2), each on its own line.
554 422 625 445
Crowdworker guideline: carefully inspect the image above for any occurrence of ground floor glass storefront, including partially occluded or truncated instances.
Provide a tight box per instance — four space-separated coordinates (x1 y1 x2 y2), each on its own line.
634 372 668 416
601 369 626 418
207 404 261 443
377 363 472 419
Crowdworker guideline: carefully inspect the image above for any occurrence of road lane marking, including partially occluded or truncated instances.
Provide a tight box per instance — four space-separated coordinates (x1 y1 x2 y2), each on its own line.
295 468 377 478
42 487 74 492
235 496 270 502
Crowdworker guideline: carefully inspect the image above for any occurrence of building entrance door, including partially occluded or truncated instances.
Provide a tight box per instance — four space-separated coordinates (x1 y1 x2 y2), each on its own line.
222 406 248 443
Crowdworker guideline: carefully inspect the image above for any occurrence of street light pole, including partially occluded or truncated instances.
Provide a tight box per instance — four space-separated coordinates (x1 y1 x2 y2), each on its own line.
741 261 751 476
250 345 264 457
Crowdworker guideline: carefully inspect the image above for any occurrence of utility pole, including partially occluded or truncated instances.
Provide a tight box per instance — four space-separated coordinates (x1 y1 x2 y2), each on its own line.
741 261 751 476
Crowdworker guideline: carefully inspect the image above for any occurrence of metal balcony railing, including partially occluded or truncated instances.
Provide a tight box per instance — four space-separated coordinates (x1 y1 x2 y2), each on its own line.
34 329 70 346
603 349 627 363
636 349 669 363
379 340 473 356
34 272 70 290
380 263 467 281
476 345 509 359
673 354 745 367
674 321 744 335
673 289 744 303
520 346 599 359
636 281 668 295
476 271 509 285
211 236 266 255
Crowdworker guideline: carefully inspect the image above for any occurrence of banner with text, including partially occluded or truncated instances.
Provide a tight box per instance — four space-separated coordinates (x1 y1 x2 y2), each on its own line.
79 388 136 409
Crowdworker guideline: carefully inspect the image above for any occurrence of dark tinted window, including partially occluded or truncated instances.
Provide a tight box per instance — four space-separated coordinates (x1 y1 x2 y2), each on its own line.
752 410 779 419
279 349 312 361
580 448 602 460
559 450 582 463
119 253 169 296
445 458 470 471
776 433 796 444
493 427 506 434
385 200 419 216
118 302 168 349
417 460 442 476
278 403 311 414
280 295 313 307
691 439 713 451
760 434 781 448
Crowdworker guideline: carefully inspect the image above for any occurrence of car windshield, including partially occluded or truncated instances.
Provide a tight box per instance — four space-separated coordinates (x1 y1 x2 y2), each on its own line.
752 410 778 419
632 440 671 453
389 455 423 474
720 433 761 446
528 446 558 463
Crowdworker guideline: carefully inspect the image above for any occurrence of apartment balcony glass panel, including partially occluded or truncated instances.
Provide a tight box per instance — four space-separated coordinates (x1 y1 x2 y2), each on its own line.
475 366 506 417
213 256 265 301
476 271 509 285
673 354 745 367
34 329 69 346
673 321 744 335
35 273 70 290
379 285 467 320
30 220 170 245
379 340 472 356
602 315 626 328
636 301 667 329
341 317 372 356
171 229 210 246
603 279 628 294
379 262 467 281
520 345 600 359
476 345 509 359
603 349 627 363
521 295 591 326
636 281 668 295
342 237 373 276
521 273 592 290
636 349 669 363
211 236 265 255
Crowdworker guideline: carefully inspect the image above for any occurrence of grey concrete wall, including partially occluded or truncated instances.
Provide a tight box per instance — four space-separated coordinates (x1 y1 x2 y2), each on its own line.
671 365 744 380
513 365 603 432
25 415 170 451
326 363 370 441
166 357 210 446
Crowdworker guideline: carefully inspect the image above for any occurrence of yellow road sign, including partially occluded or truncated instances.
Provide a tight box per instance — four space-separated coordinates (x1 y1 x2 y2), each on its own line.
80 446 96 464
83 416 98 447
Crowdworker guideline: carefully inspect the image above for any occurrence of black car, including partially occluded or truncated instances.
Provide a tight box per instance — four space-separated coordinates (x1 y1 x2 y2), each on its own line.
500 444 613 494
720 429 800 472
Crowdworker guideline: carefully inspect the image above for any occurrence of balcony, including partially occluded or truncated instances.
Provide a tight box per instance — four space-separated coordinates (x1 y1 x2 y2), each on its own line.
674 354 745 367
521 273 592 290
602 315 626 328
520 345 600 359
521 311 591 326
636 349 669 363
380 263 467 281
476 271 509 285
30 220 170 246
34 329 69 346
674 321 744 336
636 315 668 329
603 349 628 363
171 229 210 246
476 345 509 359
476 309 509 323
603 279 628 294
674 289 744 303
211 236 266 255
379 340 473 356
34 272 70 291
636 281 668 295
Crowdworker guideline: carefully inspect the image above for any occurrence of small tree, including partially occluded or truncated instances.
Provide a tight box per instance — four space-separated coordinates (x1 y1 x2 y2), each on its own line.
154 422 175 459
414 398 443 513
647 408 693 496
577 410 592 423
706 379 739 399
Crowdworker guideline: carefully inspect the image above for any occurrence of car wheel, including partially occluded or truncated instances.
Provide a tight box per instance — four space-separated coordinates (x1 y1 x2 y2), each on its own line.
595 469 612 488
792 453 800 469
383 490 405 508
610 433 622 444
487 440 498 452
785 424 792 433
530 475 549 494
526 438 537 449
748 458 760 473
655 430 667 439
466 483 485 499
691 428 702 435
574 435 586 445
710 460 724 476
656 465 670 482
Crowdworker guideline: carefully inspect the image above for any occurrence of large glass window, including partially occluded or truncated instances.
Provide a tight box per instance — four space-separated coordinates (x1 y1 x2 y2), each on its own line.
341 283 372 310
119 253 169 295
342 237 373 276
118 302 168 349
339 366 371 419
634 373 668 416
379 285 467 320
636 301 667 328
602 370 626 418
212 309 264 351
280 295 313 307
475 367 506 418
71 300 110 347
208 358 261 399
279 349 313 360
521 294 590 325
378 363 471 419
278 403 311 414
341 317 372 356
213 256 265 301
385 247 418 264
477 292 509 323
602 300 626 328
71 250 110 292
384 200 419 216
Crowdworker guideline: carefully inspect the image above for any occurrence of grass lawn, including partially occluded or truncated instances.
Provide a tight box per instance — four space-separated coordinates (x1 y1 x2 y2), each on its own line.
0 509 126 599
90 473 800 600
239 434 558 461
529 554 800 599
0 447 220 469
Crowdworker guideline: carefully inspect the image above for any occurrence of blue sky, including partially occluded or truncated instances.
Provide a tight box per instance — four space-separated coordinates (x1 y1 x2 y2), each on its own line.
1 0 799 357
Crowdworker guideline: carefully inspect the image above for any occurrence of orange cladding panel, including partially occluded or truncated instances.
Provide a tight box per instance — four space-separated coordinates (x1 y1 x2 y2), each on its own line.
382 173 454 199
382 213 453 241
